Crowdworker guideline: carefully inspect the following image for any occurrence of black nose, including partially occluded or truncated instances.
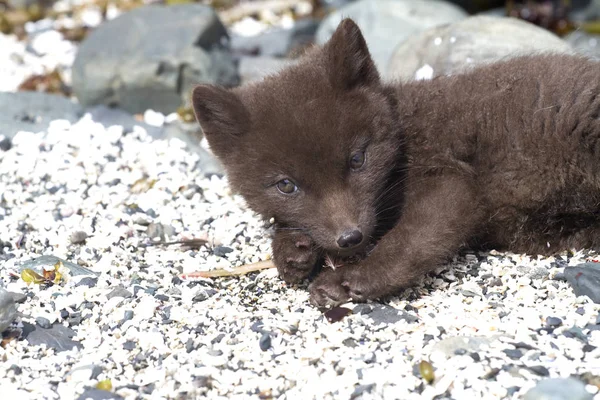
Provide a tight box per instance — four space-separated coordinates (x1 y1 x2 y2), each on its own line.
337 229 363 248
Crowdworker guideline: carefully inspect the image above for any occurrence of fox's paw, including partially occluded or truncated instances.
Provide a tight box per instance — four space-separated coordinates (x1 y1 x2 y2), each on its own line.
272 230 320 284
309 265 387 307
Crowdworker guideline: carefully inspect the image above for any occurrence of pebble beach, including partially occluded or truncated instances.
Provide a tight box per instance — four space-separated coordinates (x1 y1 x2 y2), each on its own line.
2 0 600 399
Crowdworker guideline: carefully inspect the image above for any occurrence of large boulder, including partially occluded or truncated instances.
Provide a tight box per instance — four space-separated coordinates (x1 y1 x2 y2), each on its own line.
72 4 239 115
387 16 573 81
0 92 83 137
315 0 467 71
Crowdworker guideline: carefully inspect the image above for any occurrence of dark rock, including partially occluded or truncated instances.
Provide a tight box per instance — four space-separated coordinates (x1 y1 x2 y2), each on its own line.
155 294 169 302
107 287 133 300
343 338 358 348
0 288 17 333
35 316 52 329
469 352 481 362
454 348 467 355
353 304 418 325
564 263 600 303
76 388 125 400
316 0 467 70
19 255 99 277
211 333 225 344
186 338 195 353
0 92 83 138
72 4 239 114
76 277 98 288
8 291 27 304
192 288 217 302
527 365 550 377
123 310 134 322
213 246 234 257
503 349 523 360
523 377 593 400
123 340 136 350
546 317 563 327
388 16 573 81
69 231 89 245
8 364 22 375
583 344 597 352
350 383 375 399
22 321 82 352
0 135 12 151
91 365 103 380
259 333 271 351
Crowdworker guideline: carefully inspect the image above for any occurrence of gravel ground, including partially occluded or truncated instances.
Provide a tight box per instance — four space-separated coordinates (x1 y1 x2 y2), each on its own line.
1 12 600 400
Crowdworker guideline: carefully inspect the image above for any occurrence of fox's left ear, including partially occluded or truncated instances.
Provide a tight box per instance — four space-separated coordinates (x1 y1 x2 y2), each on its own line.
324 18 380 91
191 85 250 156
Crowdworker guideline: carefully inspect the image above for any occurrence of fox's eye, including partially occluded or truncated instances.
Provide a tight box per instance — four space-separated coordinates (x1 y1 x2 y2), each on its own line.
276 179 298 194
350 151 366 170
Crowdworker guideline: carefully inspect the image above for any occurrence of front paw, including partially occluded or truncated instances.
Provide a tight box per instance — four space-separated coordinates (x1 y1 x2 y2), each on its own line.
309 265 386 307
272 230 320 284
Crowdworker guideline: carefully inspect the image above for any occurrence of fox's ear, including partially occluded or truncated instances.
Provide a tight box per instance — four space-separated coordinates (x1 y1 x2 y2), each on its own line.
324 18 379 91
191 85 250 141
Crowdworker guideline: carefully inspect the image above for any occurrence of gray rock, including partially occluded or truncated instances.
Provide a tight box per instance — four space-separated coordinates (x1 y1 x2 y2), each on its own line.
387 16 573 81
9 291 27 304
564 31 600 60
0 135 12 151
0 92 83 138
35 317 52 329
230 18 319 58
564 262 600 304
0 288 18 333
72 4 239 114
106 286 133 300
238 56 297 84
19 255 99 277
316 0 467 71
353 304 418 325
22 321 83 352
77 388 125 400
523 377 593 400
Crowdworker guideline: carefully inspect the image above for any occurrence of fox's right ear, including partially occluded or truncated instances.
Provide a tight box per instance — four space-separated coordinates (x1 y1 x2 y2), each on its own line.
191 85 250 142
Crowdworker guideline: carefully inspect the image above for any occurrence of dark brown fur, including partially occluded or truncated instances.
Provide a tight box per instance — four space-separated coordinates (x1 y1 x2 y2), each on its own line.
192 19 600 307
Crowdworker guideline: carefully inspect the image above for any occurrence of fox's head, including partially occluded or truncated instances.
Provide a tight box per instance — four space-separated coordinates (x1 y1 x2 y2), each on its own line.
192 19 406 256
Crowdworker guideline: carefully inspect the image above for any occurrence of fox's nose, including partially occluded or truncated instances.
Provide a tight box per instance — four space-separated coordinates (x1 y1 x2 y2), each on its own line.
337 229 363 248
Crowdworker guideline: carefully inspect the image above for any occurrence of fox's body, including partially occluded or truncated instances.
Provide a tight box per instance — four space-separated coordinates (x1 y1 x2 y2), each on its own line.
192 20 600 307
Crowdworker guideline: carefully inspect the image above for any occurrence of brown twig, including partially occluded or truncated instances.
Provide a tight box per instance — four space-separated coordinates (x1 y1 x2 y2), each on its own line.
179 260 275 279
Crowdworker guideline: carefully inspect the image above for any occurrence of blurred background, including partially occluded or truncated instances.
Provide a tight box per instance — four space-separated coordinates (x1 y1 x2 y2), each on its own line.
1 0 599 150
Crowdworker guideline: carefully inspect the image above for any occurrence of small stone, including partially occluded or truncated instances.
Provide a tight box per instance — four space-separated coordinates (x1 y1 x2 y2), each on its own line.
503 349 523 360
0 135 12 151
1 288 23 332
350 383 375 399
70 231 88 244
8 291 27 304
154 294 169 302
123 340 136 350
192 288 216 302
107 287 133 300
454 348 467 356
564 263 600 304
546 317 563 327
523 377 593 400
211 333 225 344
259 333 271 351
22 322 82 352
343 338 358 348
213 246 234 257
77 388 125 400
123 310 134 321
35 317 52 329
186 338 195 353
527 365 550 377
8 364 22 375
208 349 223 356
76 277 98 288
